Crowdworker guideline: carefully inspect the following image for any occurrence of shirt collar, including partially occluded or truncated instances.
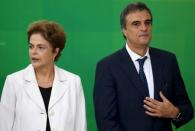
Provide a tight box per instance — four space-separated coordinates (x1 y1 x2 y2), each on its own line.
125 43 150 62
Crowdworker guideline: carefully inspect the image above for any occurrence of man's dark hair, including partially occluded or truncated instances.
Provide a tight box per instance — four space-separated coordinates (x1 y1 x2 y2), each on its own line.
120 2 152 29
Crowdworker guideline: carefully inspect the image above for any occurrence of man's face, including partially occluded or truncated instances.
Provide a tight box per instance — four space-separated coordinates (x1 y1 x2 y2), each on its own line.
123 10 152 49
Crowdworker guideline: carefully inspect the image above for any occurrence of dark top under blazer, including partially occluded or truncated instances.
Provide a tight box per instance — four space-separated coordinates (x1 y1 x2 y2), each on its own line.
94 47 194 131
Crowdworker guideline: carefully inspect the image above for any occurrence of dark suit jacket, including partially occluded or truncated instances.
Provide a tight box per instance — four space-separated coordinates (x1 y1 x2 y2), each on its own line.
94 47 194 131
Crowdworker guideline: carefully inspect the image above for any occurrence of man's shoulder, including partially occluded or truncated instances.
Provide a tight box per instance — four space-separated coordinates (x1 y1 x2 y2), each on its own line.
97 48 123 66
150 47 176 58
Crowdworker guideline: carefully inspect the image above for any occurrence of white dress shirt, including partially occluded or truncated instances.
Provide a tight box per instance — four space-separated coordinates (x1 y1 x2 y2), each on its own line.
126 44 154 98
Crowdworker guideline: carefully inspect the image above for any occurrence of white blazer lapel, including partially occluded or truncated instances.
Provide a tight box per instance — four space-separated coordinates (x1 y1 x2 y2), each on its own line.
23 65 45 111
48 66 69 110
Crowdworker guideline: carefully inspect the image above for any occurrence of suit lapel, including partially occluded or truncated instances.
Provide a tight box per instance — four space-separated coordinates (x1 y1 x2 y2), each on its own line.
23 65 45 111
118 47 165 99
118 47 149 97
48 66 69 110
149 48 164 100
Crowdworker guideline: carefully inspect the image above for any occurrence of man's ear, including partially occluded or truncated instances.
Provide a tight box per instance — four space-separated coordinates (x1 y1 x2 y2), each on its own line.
122 28 127 37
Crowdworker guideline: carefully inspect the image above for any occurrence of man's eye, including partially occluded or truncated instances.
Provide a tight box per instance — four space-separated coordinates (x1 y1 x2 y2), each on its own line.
145 20 152 25
132 22 140 26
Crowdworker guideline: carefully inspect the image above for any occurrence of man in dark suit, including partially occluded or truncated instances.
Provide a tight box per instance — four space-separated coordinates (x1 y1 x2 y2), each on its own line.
93 2 194 131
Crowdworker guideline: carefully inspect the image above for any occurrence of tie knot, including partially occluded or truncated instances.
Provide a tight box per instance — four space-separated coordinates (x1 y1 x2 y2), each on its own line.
137 56 147 67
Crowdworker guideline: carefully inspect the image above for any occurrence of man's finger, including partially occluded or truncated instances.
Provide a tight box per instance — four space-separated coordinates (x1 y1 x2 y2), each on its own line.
143 104 157 113
159 91 168 102
143 99 158 109
145 111 160 117
145 97 161 105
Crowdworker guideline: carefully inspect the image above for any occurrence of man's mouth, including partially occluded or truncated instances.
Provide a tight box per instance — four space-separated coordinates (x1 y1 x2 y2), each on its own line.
139 34 149 37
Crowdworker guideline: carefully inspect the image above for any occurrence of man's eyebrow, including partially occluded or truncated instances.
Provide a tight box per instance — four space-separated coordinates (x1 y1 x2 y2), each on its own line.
131 20 140 24
145 19 152 21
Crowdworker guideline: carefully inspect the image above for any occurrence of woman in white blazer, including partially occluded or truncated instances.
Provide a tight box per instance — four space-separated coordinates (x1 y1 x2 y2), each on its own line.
0 104 12 131
0 20 87 131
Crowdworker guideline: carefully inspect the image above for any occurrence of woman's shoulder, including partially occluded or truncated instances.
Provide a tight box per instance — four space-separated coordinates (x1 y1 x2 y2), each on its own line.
55 65 81 81
5 64 33 83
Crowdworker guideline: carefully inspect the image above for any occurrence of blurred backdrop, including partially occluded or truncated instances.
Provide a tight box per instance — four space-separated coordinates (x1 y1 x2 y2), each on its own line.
0 0 194 130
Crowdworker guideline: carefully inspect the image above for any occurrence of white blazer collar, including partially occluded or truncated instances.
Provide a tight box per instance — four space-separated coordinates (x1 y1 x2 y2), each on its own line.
23 64 67 82
49 66 68 110
23 64 69 111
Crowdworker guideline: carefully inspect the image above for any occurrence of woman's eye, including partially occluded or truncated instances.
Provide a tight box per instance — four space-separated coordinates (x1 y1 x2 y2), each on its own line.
38 46 45 50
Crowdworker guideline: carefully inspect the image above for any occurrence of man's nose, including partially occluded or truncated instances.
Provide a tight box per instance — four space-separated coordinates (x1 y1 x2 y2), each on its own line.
140 23 147 31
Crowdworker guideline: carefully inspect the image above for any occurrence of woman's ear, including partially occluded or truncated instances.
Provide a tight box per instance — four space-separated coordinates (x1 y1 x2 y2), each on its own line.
54 48 60 54
53 48 60 58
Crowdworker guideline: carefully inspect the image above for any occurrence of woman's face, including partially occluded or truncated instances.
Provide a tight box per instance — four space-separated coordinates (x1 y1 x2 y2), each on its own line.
29 33 59 69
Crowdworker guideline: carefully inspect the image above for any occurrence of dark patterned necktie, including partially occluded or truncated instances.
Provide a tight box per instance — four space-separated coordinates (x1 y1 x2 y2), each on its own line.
137 56 149 96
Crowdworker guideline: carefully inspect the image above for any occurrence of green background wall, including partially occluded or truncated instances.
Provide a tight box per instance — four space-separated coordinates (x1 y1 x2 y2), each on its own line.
0 0 194 130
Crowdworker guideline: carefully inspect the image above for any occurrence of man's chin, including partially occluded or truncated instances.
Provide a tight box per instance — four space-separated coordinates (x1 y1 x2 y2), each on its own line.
140 39 151 46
